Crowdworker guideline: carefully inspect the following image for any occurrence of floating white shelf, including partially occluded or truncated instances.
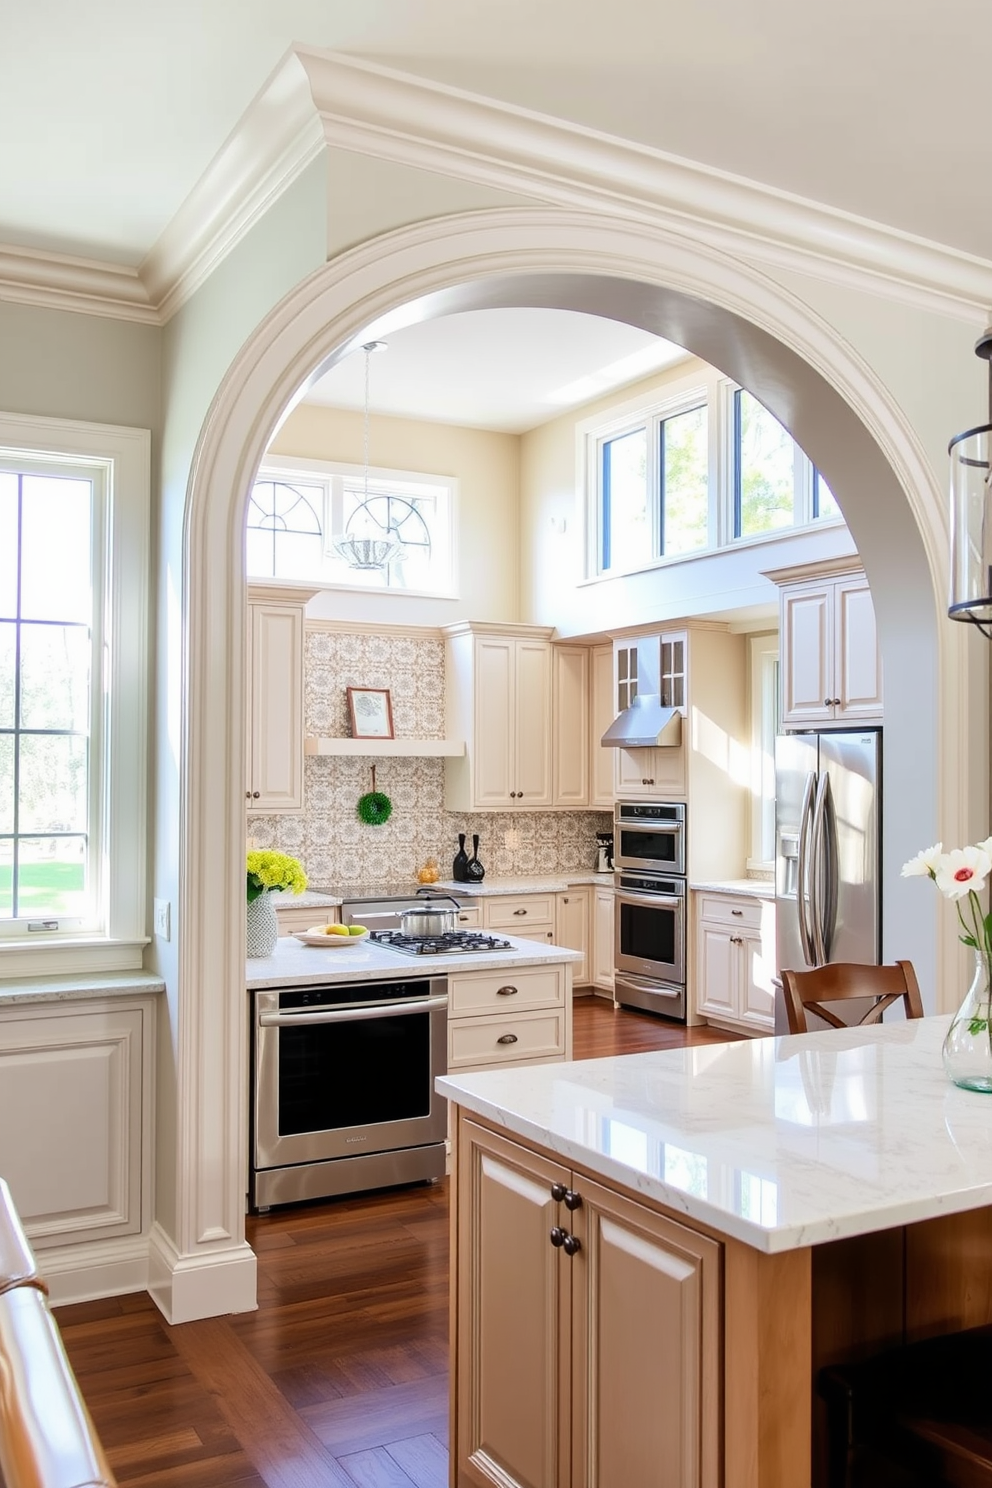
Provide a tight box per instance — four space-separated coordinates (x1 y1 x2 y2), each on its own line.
305 736 464 758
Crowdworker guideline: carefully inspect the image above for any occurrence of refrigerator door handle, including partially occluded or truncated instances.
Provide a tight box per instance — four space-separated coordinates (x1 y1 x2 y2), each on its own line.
796 770 817 966
810 772 833 965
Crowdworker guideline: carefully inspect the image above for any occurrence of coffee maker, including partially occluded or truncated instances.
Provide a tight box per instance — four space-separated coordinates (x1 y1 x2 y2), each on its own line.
596 831 614 874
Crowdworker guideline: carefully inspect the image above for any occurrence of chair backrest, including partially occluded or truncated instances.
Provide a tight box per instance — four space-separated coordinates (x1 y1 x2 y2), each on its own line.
780 960 924 1035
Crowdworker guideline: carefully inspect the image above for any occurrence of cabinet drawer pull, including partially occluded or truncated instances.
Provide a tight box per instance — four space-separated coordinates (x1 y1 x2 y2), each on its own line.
550 1182 567 1202
550 1226 567 1247
731 908 743 916
497 1033 518 1044
562 1233 581 1256
513 908 528 916
563 1189 582 1212
496 985 518 997
252 790 261 799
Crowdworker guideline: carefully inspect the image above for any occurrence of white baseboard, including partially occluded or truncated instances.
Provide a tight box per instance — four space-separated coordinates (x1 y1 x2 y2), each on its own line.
39 1235 151 1307
147 1221 257 1323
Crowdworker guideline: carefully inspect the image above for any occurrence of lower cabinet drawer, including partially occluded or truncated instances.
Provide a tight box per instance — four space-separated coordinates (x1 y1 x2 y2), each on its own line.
695 894 766 929
485 895 557 931
448 1009 567 1069
449 967 564 1016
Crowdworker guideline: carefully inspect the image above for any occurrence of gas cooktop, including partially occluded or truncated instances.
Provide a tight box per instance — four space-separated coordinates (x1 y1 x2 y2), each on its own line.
371 930 514 956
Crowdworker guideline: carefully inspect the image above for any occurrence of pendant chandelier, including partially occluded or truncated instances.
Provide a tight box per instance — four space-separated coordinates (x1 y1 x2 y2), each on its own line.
332 341 404 572
949 327 992 637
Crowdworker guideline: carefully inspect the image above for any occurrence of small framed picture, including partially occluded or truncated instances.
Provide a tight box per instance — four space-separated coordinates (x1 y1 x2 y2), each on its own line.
347 686 394 740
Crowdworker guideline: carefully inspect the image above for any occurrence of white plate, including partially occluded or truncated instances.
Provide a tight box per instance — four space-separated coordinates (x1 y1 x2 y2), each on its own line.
294 927 370 947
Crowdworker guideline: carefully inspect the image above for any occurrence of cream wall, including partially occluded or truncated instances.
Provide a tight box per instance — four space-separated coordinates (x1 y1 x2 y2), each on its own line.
268 402 520 625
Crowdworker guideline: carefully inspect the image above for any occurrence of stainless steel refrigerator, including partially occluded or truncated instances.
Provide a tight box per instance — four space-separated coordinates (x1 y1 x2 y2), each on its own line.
775 729 881 1031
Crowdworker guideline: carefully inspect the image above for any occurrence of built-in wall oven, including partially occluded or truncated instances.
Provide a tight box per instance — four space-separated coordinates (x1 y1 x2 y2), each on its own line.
250 975 448 1211
614 800 686 876
613 801 687 1021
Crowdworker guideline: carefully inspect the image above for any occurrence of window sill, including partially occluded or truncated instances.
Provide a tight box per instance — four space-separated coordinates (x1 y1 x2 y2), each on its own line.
0 968 165 1006
0 937 150 982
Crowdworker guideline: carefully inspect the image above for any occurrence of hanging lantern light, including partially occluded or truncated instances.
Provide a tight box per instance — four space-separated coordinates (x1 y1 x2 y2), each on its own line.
949 327 992 637
332 341 403 572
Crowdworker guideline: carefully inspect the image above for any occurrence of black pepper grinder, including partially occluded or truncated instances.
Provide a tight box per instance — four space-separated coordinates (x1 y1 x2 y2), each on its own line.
453 833 470 882
466 834 485 882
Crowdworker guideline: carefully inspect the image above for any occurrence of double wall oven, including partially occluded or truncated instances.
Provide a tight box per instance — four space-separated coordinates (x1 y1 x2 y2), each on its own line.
613 801 687 1021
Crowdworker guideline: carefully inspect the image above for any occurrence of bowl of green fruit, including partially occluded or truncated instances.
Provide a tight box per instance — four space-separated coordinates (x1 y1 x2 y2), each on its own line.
295 924 369 947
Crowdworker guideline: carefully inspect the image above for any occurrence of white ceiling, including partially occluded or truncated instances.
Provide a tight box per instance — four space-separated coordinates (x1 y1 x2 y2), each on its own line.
4 1 992 267
305 309 688 432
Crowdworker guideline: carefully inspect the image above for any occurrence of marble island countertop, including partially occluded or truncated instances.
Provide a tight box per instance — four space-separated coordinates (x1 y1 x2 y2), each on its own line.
246 934 583 989
439 1015 992 1255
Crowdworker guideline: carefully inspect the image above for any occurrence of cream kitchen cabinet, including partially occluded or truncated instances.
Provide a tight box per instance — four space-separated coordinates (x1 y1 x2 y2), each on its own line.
551 645 589 808
554 887 590 986
612 631 688 800
484 892 557 944
0 991 157 1252
246 586 315 814
444 623 554 811
694 890 776 1033
452 1116 722 1488
446 962 572 1070
589 642 615 808
775 564 883 729
592 883 614 994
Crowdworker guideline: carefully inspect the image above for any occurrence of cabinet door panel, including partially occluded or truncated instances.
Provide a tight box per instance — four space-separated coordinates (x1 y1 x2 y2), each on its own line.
781 586 833 727
474 638 515 807
834 578 883 721
249 604 305 811
593 889 615 991
552 647 589 807
740 927 776 1029
696 924 736 1019
572 1179 722 1488
456 1120 570 1488
590 645 615 809
515 641 553 806
555 890 589 984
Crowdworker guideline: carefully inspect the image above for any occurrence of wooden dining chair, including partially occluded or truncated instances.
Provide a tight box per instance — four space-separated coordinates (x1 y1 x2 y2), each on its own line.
780 961 924 1036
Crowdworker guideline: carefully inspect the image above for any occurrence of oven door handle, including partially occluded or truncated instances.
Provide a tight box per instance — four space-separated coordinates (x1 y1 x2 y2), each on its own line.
259 996 448 1027
619 822 683 836
616 891 683 909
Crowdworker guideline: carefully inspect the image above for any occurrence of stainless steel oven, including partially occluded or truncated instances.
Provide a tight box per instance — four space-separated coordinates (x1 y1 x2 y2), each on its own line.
250 975 448 1211
614 871 686 1021
614 801 686 876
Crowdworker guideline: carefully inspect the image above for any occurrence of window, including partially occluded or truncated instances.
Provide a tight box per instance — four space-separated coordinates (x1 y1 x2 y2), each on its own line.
247 457 456 597
597 392 708 575
0 413 149 970
583 372 840 581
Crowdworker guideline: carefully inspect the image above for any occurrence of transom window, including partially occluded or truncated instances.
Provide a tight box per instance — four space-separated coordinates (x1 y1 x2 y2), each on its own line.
247 457 455 597
584 374 840 580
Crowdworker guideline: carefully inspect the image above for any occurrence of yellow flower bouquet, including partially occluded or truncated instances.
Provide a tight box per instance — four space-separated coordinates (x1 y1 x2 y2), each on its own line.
246 849 307 902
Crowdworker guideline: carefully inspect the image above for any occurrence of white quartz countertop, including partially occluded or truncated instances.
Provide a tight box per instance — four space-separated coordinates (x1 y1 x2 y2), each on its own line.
278 889 342 909
0 971 166 1005
689 878 774 898
246 934 582 989
439 1016 992 1254
434 873 614 895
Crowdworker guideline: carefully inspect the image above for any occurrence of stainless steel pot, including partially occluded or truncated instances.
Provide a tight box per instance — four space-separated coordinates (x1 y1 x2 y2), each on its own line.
398 893 464 937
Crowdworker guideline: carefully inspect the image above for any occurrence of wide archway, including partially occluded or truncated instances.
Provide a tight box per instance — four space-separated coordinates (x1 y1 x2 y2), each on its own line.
159 207 977 1322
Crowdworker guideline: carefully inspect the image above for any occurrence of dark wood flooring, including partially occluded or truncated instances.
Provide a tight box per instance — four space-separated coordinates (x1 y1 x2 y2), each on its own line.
56 999 742 1488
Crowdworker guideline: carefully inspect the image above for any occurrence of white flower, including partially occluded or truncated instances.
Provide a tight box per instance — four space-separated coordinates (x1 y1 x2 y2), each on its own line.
978 836 992 859
934 846 992 900
901 843 943 878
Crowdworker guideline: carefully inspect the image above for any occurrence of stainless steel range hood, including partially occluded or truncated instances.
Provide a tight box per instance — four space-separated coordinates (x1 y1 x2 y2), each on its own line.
601 693 683 749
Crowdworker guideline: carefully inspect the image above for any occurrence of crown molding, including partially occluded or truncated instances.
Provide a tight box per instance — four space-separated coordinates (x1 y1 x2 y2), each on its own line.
3 47 992 326
0 242 157 323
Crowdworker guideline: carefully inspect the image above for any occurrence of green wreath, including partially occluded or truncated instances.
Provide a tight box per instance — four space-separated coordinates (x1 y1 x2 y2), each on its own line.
357 790 393 826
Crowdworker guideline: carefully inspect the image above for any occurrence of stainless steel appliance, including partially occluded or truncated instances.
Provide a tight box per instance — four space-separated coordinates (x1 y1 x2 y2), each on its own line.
614 870 686 1020
371 930 513 956
775 729 881 1032
614 801 686 876
250 974 448 1211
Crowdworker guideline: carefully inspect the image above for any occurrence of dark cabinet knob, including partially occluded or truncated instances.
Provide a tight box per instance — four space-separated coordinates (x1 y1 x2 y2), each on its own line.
550 1226 567 1248
562 1234 581 1256
245 791 252 800
252 790 261 799
563 1190 582 1212
550 1182 567 1202
496 984 518 997
496 1032 518 1044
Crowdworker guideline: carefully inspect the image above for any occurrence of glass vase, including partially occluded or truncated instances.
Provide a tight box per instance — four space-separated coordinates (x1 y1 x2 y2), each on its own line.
246 891 279 958
942 952 992 1092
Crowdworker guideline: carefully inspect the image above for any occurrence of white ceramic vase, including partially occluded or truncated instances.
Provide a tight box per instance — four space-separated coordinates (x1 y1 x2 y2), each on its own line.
246 891 278 957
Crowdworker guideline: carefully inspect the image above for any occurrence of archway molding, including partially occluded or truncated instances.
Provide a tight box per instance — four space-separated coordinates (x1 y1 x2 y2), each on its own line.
160 206 976 1321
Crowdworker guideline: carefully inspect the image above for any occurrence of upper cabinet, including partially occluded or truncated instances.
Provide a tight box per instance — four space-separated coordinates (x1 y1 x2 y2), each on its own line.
589 643 615 809
246 586 316 814
612 630 688 800
772 562 883 729
444 624 554 811
551 644 590 808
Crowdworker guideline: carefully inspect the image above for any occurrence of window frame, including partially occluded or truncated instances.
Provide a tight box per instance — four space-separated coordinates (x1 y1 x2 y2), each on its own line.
0 412 149 976
250 454 458 599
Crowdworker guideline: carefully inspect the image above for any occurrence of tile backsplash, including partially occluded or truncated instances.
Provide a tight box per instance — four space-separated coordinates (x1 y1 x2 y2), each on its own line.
248 626 611 887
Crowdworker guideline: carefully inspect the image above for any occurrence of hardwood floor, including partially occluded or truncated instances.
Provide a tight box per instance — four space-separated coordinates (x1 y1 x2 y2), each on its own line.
55 999 744 1488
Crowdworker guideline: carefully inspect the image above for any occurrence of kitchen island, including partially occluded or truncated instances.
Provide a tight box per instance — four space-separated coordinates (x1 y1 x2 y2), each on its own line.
439 1015 992 1488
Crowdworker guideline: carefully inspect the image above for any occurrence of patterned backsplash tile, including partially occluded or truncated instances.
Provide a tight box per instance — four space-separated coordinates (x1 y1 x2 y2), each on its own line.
248 627 611 886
